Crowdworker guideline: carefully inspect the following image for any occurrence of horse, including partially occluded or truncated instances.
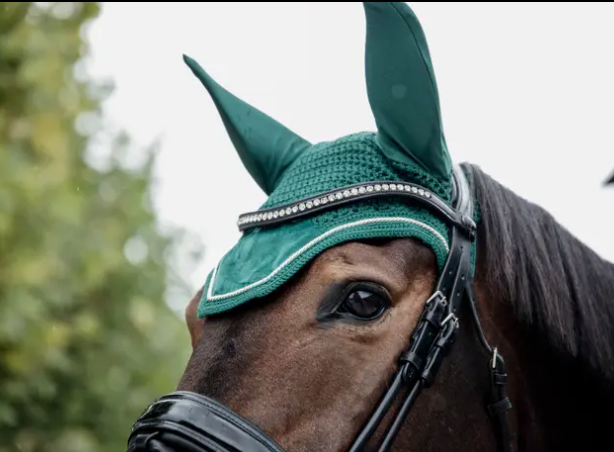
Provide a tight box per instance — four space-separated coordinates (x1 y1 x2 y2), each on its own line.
126 3 614 452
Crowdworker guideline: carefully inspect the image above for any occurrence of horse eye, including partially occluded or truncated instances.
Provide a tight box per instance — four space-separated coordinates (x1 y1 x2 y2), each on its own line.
337 288 389 321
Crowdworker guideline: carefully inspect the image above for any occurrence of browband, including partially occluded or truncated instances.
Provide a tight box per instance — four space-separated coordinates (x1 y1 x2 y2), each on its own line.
236 169 476 239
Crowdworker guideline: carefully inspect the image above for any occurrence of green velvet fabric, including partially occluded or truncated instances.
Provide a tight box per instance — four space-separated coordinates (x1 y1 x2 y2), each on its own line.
183 55 311 195
188 2 470 318
364 2 451 180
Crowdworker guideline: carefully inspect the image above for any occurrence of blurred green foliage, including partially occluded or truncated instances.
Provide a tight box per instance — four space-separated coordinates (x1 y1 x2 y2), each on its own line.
0 2 194 451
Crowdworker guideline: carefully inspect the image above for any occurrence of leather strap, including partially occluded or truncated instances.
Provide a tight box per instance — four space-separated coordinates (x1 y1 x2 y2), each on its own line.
127 392 286 452
465 283 515 452
349 167 477 452
451 164 473 218
237 179 474 236
457 165 514 452
488 355 514 452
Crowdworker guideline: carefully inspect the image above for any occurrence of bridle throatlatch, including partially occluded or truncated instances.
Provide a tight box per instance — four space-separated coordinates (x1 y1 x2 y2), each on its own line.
126 167 514 452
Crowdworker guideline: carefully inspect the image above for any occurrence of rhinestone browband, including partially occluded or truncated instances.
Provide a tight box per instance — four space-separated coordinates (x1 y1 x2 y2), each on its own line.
237 181 466 232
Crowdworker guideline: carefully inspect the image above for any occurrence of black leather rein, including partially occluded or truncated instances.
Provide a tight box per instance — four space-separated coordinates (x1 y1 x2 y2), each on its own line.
127 166 514 452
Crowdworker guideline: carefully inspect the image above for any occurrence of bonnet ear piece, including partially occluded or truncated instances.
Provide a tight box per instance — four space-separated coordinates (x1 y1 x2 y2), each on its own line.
363 2 452 180
183 54 311 195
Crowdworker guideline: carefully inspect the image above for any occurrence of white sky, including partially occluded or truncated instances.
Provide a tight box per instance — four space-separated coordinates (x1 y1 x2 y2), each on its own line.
85 2 614 308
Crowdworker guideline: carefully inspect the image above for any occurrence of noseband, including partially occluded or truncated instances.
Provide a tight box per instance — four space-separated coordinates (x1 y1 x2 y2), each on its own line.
127 166 514 452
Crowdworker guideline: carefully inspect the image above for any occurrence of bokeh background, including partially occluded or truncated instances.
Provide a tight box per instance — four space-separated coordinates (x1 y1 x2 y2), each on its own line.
0 3 195 451
0 2 612 452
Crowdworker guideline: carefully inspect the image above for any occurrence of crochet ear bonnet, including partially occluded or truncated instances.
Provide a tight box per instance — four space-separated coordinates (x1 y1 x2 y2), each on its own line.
185 2 478 318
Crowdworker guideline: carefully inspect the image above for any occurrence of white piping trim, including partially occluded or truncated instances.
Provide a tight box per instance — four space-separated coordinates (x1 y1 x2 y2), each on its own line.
206 217 449 302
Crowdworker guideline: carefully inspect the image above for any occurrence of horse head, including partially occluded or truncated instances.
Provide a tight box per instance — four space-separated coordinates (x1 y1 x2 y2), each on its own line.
127 3 614 452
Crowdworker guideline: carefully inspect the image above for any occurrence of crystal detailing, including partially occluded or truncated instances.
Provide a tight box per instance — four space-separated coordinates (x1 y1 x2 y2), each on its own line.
237 181 440 229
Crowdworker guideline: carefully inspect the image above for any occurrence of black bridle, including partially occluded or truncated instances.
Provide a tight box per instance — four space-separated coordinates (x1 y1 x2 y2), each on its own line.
127 166 514 452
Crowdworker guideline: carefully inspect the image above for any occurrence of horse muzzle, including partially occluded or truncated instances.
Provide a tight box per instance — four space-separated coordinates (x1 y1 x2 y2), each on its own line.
127 391 286 452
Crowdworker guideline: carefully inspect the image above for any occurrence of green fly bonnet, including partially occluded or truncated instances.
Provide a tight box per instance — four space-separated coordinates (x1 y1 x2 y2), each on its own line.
186 2 478 317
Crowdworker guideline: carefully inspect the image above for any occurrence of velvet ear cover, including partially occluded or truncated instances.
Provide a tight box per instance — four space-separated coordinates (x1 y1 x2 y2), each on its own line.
184 2 451 193
183 55 311 196
184 2 459 317
363 2 452 181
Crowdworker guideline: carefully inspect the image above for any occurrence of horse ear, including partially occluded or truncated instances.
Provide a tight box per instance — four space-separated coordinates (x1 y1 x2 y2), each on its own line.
363 2 452 180
183 54 311 195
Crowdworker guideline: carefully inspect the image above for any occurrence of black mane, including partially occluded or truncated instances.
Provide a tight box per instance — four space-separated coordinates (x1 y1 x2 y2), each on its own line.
464 163 614 388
